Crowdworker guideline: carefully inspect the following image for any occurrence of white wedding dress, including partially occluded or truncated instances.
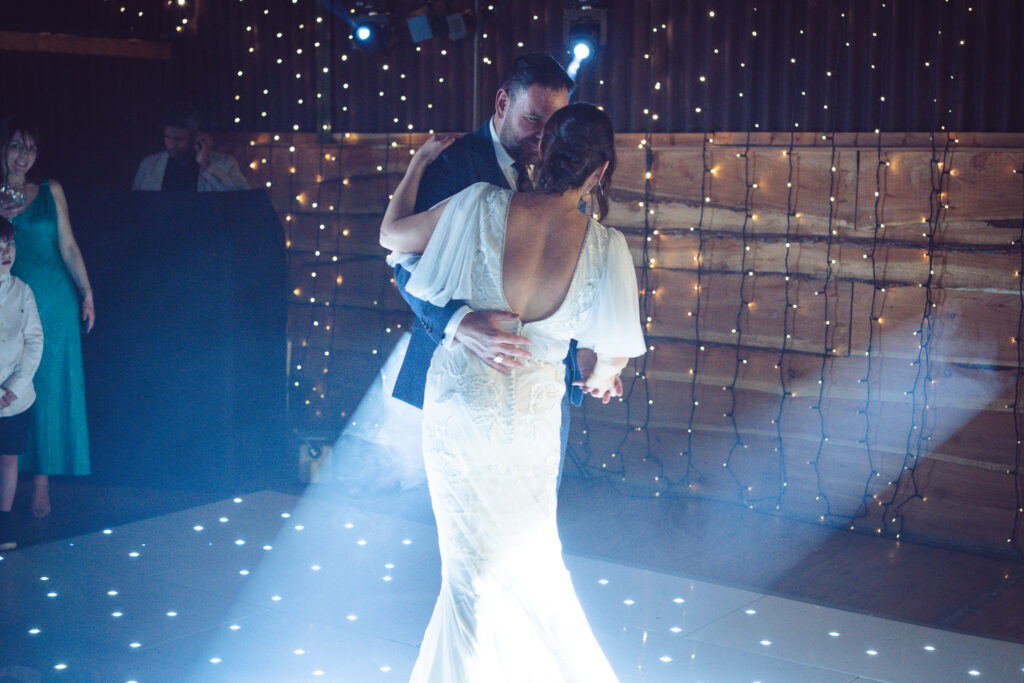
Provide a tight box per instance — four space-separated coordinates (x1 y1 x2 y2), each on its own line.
393 183 645 682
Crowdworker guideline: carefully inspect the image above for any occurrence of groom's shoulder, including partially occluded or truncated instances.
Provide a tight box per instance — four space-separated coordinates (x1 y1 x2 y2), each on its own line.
416 122 498 210
438 123 493 165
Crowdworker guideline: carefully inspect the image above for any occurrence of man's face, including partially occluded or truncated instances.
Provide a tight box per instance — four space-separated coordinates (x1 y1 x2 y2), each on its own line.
495 84 569 165
163 125 196 163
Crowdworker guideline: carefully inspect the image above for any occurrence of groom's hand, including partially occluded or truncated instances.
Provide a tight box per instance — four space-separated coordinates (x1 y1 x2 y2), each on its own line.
576 347 597 384
455 310 532 374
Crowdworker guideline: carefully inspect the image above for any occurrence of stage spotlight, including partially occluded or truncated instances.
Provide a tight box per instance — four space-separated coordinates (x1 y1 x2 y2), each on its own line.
564 3 606 78
347 0 393 52
572 41 592 61
350 12 392 51
567 37 596 78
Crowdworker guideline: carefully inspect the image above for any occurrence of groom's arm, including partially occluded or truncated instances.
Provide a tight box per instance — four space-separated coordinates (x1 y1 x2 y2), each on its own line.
390 150 469 346
393 262 467 346
414 152 464 213
393 147 531 370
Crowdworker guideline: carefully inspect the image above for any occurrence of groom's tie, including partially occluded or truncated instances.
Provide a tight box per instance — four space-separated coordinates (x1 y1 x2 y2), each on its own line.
513 161 533 192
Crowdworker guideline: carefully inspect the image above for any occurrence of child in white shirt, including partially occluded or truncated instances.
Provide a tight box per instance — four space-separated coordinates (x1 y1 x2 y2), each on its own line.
0 216 44 551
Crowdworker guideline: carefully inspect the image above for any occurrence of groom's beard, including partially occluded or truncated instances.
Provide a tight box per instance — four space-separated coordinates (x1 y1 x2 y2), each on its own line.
498 125 540 166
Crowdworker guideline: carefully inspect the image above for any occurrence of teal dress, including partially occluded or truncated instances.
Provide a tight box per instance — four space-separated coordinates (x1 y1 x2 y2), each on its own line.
12 181 90 475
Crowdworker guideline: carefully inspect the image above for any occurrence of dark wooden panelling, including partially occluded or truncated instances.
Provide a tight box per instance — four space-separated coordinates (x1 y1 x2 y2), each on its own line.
220 130 1024 554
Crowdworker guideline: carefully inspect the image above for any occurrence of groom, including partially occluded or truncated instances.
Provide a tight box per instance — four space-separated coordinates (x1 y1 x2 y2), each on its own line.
392 53 596 472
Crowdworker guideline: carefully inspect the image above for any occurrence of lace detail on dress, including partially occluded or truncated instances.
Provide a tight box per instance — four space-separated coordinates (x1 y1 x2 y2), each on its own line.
411 185 623 683
562 220 608 332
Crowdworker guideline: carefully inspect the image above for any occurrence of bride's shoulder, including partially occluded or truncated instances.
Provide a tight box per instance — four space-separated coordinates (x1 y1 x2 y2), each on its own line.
445 182 508 218
586 216 615 242
461 181 505 200
466 181 511 205
473 181 510 194
587 220 632 263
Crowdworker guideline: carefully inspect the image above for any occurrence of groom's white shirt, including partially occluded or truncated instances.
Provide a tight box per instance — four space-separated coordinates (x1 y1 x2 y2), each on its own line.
489 117 520 190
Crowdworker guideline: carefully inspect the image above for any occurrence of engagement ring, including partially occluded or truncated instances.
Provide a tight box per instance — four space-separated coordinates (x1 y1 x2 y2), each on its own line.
493 354 503 363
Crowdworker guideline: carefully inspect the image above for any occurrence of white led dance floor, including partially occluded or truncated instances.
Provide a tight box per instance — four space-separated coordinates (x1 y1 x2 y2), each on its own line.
1 490 1022 682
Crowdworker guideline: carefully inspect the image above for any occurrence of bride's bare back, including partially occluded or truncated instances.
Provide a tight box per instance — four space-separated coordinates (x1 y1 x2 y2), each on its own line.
501 192 589 324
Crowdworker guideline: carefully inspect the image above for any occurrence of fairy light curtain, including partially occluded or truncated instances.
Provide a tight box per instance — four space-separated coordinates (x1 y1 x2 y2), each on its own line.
23 0 1020 554
226 0 1021 556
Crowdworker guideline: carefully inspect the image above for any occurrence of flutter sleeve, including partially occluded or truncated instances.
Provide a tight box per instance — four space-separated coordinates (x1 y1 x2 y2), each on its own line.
575 227 647 358
388 181 493 308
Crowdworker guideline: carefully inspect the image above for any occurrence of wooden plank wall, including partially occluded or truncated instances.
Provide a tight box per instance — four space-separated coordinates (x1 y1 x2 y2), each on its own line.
222 131 1024 555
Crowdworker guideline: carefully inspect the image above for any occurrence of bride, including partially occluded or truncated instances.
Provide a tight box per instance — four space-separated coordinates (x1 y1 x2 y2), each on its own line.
380 103 645 682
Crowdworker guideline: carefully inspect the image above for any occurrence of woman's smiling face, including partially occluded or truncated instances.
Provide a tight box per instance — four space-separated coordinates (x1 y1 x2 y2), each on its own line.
4 130 38 180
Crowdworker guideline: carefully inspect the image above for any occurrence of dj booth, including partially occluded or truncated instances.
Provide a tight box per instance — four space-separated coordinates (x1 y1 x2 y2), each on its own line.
69 189 289 491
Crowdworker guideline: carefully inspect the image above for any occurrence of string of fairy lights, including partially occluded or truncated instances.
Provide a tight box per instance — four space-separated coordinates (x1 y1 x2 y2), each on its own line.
881 133 952 539
202 0 1024 555
721 132 753 497
1015 165 1024 553
854 15 885 533
35 0 198 37
575 1 660 489
617 5 660 489
766 40 805 515
855 130 885 526
770 132 796 514
877 8 957 538
567 1 1020 554
810 129 839 522
683 133 711 491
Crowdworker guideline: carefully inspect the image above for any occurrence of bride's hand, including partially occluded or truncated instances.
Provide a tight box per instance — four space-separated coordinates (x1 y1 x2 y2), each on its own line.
412 134 461 166
573 354 627 404
574 373 623 405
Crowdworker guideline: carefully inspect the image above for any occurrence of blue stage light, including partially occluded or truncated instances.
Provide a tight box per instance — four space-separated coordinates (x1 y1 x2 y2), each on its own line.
572 41 592 61
349 12 392 52
563 4 605 79
567 36 596 78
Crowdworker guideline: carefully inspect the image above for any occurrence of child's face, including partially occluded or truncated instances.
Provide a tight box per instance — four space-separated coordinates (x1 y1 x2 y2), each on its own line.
0 238 14 276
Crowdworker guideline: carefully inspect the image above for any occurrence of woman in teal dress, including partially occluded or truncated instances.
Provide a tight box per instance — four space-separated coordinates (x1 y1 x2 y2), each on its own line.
0 116 95 517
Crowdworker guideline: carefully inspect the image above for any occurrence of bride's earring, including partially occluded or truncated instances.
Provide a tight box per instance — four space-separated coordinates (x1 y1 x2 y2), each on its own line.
582 186 597 208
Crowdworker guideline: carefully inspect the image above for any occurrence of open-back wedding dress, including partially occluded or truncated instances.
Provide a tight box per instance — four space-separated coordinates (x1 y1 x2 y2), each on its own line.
393 182 645 682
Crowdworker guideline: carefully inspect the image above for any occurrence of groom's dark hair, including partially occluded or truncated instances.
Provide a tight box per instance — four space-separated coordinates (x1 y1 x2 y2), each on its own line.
500 53 575 98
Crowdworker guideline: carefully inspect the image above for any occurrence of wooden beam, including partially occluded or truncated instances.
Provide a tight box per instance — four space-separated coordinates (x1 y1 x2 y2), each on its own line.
220 131 1024 150
0 31 171 60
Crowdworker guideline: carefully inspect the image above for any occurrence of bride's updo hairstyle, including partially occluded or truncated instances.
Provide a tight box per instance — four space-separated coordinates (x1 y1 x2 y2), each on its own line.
534 102 616 221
